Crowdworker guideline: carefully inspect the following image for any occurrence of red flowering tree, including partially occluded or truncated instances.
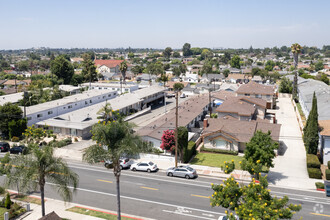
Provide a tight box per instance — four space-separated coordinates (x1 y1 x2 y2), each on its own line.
160 130 175 152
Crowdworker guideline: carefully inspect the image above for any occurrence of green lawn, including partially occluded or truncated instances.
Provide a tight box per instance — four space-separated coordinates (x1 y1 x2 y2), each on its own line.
66 206 136 220
190 152 243 170
0 207 8 218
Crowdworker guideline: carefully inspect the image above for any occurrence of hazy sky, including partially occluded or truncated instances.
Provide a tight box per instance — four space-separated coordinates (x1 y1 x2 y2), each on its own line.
0 0 329 50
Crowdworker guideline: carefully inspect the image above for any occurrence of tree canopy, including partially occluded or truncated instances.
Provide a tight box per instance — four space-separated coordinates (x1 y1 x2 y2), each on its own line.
303 92 318 155
50 55 74 84
0 103 25 138
230 55 241 69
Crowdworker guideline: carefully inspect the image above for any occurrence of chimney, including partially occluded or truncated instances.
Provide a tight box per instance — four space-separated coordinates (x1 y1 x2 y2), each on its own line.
203 118 208 129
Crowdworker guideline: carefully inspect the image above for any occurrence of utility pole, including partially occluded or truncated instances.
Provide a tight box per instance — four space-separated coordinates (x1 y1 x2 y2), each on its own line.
209 89 212 115
175 90 178 168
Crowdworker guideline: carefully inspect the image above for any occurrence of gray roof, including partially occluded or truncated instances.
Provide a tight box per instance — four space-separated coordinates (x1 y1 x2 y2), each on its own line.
202 74 225 80
297 79 330 121
0 92 24 105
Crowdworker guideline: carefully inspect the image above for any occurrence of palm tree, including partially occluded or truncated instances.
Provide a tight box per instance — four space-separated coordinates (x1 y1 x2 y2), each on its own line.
291 43 302 102
5 145 79 217
97 102 113 122
119 61 128 84
83 121 151 220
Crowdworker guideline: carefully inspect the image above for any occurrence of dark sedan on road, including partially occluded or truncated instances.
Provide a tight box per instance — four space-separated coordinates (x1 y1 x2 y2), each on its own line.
0 142 10 152
9 145 27 154
166 166 198 179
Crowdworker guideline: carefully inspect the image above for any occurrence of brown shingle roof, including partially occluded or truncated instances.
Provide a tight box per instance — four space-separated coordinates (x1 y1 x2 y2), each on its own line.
165 81 189 89
39 211 61 220
240 96 267 109
236 81 275 95
203 118 281 142
138 94 210 140
216 97 256 117
319 120 330 136
212 90 235 101
227 74 251 80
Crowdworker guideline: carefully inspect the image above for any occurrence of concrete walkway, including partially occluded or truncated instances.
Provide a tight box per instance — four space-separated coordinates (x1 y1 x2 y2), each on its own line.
267 97 319 189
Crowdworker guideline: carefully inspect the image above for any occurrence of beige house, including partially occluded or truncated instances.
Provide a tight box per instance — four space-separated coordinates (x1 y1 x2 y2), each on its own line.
202 118 281 152
236 81 276 109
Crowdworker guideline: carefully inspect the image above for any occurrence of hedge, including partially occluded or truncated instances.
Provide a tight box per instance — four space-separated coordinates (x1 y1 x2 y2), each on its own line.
328 161 330 169
315 182 324 189
183 141 196 163
326 169 330 180
50 138 72 148
306 154 320 168
200 146 238 155
307 168 322 179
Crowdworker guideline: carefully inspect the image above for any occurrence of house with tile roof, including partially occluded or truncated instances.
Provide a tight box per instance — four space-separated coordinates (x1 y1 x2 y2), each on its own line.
236 81 276 109
202 117 281 152
94 59 124 76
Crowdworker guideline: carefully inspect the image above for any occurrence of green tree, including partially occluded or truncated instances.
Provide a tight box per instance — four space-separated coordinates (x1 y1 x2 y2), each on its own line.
81 53 97 83
128 52 135 59
265 60 276 71
0 103 24 138
303 92 319 154
223 69 230 77
318 73 329 85
291 43 302 102
177 126 188 162
70 74 84 86
8 118 27 139
279 77 293 93
131 65 144 76
201 61 213 74
146 62 164 85
50 55 74 84
201 49 213 60
210 175 301 219
119 61 128 83
230 55 241 69
83 121 151 220
182 43 192 57
173 83 184 91
163 47 173 60
241 131 279 179
5 145 78 217
314 61 324 71
172 51 180 58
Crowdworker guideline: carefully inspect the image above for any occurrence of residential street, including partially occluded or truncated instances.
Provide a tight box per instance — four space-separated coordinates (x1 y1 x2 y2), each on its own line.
2 161 329 220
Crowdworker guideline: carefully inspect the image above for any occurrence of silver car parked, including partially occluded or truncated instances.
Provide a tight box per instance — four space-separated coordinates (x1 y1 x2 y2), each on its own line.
166 166 198 179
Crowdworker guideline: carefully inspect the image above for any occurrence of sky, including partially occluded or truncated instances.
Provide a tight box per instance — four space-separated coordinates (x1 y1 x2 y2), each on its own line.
0 0 329 50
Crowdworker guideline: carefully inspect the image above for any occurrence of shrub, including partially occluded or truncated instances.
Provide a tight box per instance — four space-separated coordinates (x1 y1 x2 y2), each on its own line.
201 146 238 155
50 138 72 148
11 136 19 142
74 137 79 142
326 169 330 180
306 154 320 168
315 182 324 189
307 168 322 179
328 161 330 169
183 141 196 163
0 186 5 195
4 193 11 209
221 160 235 174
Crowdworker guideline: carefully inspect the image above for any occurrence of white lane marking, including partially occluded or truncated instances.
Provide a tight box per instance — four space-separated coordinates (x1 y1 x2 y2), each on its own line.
68 165 209 188
276 195 330 206
163 210 217 220
202 213 215 217
46 182 225 216
271 191 330 202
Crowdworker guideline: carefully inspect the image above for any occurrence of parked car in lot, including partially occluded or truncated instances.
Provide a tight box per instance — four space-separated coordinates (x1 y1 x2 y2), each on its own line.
130 161 158 172
166 165 198 179
9 145 27 155
104 158 133 169
0 142 10 152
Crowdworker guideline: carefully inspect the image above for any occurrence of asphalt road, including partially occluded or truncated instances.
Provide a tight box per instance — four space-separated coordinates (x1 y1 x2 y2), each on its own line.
2 161 329 220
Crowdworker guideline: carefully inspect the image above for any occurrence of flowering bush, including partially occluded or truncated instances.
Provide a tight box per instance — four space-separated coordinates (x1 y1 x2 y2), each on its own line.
221 160 235 174
160 130 175 152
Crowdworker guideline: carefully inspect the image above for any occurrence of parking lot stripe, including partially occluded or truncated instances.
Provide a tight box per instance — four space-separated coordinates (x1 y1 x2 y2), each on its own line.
141 186 158 191
191 194 210 199
97 179 113 183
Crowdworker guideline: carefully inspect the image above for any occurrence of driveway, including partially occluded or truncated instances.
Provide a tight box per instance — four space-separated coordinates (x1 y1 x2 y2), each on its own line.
267 97 318 189
54 139 95 161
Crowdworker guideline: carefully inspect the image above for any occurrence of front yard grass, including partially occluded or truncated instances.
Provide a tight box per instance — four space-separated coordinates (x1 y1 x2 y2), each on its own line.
190 152 243 170
66 206 136 220
296 102 306 126
0 207 8 217
10 194 42 205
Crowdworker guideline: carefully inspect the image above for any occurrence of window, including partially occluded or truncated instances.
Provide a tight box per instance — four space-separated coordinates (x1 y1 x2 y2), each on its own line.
245 93 250 96
103 96 106 99
54 127 61 133
85 101 88 105
108 94 111 97
27 117 32 121
90 100 92 103
68 105 72 109
266 95 271 99
255 94 261 98
63 107 66 109
48 111 53 115
37 114 43 118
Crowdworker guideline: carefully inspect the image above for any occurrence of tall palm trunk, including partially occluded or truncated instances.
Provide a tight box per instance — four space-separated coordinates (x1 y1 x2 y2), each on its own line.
40 179 46 216
114 165 121 220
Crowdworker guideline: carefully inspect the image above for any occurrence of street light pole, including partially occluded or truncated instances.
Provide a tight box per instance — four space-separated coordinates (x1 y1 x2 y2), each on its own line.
175 90 178 168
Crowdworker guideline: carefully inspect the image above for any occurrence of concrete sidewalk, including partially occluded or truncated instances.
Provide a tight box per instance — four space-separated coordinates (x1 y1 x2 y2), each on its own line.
16 195 148 220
